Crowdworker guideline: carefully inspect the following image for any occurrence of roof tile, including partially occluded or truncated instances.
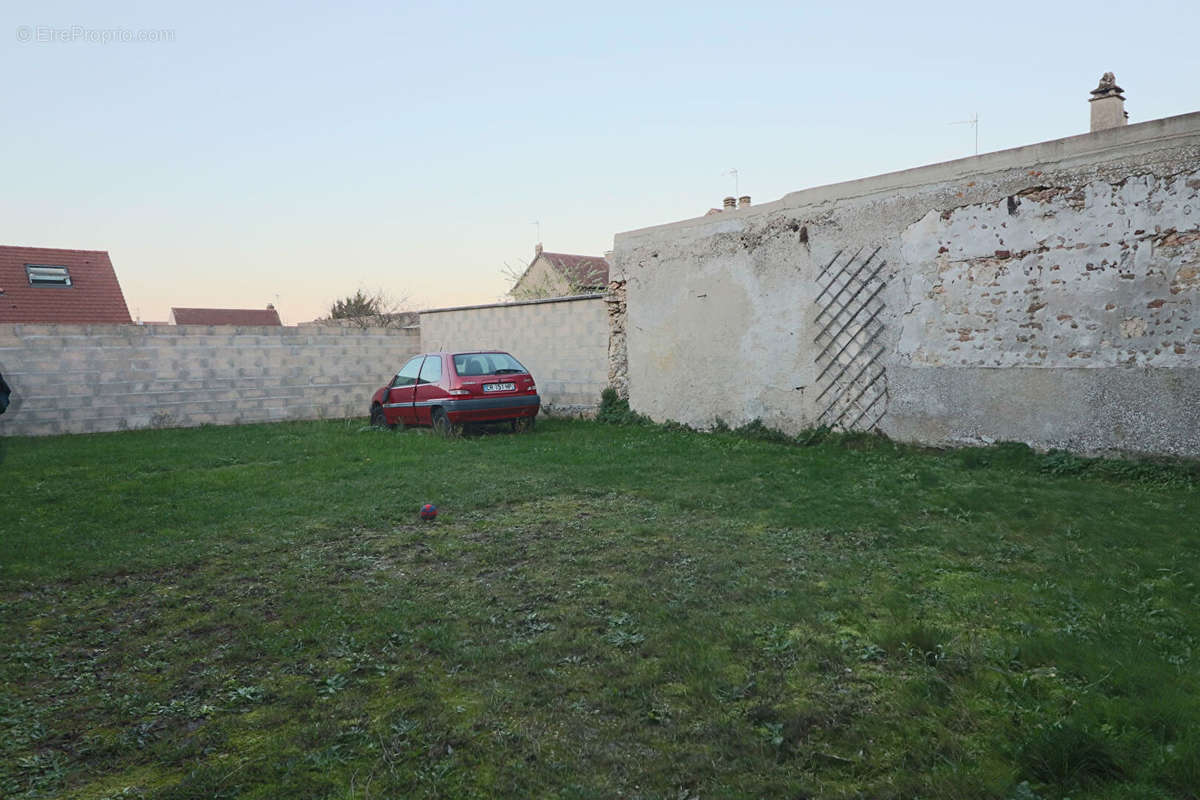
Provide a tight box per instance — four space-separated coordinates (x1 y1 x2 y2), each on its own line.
170 307 283 326
540 252 610 288
0 245 132 324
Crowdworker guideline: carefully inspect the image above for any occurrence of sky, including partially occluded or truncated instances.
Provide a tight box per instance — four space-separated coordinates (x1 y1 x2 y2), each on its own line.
2 0 1197 324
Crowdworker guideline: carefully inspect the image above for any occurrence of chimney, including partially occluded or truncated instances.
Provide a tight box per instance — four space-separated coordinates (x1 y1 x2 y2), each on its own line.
738 195 751 208
266 303 275 310
1089 72 1127 132
535 242 543 256
723 196 737 210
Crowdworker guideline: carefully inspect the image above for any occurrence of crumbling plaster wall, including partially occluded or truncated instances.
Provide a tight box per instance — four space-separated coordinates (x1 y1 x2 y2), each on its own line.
610 112 1200 456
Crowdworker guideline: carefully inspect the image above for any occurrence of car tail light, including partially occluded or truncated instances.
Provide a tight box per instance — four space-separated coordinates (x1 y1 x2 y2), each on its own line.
449 388 471 396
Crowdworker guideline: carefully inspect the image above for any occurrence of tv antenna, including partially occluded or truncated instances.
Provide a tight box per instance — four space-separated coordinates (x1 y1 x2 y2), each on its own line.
531 220 542 245
723 168 739 197
949 113 979 155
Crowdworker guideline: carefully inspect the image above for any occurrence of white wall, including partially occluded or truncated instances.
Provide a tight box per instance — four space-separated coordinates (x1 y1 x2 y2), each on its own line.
610 112 1200 456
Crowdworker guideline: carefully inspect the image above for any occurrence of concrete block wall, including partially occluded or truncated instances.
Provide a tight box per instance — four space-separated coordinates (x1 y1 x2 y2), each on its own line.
418 295 609 414
0 323 420 436
611 111 1200 457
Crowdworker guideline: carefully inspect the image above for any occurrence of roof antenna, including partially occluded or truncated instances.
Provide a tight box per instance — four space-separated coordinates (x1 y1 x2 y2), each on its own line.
949 113 979 155
723 168 739 197
531 220 542 246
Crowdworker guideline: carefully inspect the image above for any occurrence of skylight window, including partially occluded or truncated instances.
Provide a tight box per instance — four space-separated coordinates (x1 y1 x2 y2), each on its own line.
26 265 72 287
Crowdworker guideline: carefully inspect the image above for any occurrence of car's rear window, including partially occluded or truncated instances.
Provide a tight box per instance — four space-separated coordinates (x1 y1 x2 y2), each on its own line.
453 352 527 376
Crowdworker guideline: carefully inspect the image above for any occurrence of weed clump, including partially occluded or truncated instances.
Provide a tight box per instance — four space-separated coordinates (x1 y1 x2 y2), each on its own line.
596 387 651 425
1017 719 1123 789
1034 448 1198 486
598 392 893 452
731 419 794 445
1040 449 1087 476
795 425 832 447
952 440 1197 487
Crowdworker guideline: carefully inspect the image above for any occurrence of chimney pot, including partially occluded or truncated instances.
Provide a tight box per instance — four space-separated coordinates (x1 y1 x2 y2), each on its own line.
738 195 751 208
535 242 543 256
723 196 737 210
266 303 275 309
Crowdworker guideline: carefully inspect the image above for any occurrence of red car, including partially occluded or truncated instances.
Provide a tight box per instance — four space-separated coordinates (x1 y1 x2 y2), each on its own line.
369 351 540 434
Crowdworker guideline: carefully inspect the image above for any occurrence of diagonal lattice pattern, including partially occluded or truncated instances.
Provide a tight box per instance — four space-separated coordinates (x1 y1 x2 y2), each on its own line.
812 247 889 431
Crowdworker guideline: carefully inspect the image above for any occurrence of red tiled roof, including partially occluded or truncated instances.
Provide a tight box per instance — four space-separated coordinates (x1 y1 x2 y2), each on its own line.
540 252 609 288
0 245 132 324
170 307 283 326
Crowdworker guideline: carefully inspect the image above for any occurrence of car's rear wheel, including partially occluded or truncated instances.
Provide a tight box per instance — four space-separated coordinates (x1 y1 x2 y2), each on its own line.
512 416 535 434
432 408 460 438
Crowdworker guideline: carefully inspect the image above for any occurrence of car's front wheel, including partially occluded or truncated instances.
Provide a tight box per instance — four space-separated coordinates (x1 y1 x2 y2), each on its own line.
369 403 394 430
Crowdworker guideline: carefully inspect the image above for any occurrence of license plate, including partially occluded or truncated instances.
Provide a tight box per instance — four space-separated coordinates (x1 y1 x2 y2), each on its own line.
483 382 516 393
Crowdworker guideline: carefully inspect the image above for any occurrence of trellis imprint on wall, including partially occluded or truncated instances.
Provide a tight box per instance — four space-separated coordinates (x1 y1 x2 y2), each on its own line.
812 246 889 430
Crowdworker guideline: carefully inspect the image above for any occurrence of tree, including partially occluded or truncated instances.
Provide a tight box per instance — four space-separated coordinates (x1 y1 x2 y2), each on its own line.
324 289 411 328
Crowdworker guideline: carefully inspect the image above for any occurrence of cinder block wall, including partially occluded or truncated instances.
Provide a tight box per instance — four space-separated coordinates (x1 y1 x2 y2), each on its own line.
418 295 609 414
0 324 420 436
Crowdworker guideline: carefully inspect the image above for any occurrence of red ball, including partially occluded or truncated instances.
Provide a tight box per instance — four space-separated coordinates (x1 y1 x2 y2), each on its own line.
420 503 438 520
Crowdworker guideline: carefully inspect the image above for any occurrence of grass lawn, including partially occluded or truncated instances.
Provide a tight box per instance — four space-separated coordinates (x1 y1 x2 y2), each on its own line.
2 417 1199 799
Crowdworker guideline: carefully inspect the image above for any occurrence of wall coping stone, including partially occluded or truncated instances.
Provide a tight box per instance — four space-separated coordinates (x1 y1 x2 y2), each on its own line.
420 294 605 316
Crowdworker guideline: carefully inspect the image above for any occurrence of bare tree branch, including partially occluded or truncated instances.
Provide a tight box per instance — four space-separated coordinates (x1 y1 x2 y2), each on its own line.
323 288 413 328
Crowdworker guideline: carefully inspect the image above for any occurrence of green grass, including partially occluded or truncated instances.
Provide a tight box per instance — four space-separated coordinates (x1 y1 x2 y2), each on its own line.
2 417 1199 799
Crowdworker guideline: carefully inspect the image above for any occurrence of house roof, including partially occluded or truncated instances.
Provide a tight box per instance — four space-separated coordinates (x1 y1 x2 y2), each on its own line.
0 245 133 324
170 307 283 326
539 252 610 288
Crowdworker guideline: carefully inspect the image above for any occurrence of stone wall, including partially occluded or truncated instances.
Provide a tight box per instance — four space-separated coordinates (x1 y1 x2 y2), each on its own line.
0 323 420 436
419 295 609 414
610 111 1200 457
